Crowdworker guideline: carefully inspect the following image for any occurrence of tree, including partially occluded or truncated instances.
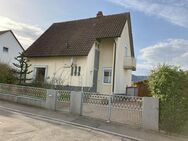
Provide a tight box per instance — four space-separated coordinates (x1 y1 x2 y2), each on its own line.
149 64 188 133
13 52 32 84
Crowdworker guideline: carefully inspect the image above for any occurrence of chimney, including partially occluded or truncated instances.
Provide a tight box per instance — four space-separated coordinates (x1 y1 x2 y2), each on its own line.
96 11 103 17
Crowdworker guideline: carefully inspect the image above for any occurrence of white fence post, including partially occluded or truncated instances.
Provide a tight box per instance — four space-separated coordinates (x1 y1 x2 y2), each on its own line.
46 89 57 110
70 91 82 115
142 97 159 131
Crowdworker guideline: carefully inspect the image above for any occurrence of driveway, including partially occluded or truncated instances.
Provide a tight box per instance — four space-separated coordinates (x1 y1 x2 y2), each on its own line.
0 108 130 141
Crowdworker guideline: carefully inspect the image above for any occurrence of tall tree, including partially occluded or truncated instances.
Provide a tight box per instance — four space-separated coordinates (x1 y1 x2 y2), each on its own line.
13 52 32 84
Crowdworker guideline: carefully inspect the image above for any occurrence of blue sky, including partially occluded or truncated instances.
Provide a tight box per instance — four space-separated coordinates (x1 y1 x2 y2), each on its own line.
0 0 188 75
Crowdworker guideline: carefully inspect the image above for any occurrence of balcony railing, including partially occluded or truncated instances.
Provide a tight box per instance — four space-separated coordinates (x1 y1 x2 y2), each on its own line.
124 57 136 70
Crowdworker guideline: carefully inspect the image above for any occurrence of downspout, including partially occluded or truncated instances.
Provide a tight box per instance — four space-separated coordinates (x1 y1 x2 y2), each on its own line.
112 40 117 94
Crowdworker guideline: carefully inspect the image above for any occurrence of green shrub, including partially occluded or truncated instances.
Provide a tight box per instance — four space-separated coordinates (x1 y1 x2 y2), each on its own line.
149 64 188 133
0 63 17 84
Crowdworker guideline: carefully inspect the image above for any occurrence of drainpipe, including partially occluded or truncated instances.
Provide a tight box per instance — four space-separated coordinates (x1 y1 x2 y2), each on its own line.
112 40 117 94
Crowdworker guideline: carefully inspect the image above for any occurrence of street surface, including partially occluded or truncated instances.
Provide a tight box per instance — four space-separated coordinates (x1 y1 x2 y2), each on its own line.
0 108 130 141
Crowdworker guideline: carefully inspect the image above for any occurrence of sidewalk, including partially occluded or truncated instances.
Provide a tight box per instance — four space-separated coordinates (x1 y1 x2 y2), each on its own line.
0 100 187 141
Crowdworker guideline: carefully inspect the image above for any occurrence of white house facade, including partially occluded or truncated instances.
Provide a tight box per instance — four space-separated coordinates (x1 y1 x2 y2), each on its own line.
25 12 136 94
0 30 24 66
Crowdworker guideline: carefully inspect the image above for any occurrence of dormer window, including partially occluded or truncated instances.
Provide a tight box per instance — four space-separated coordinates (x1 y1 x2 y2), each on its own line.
3 47 8 53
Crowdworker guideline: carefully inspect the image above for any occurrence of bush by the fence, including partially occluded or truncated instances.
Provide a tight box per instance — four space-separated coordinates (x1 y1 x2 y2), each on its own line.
149 64 188 133
0 63 17 84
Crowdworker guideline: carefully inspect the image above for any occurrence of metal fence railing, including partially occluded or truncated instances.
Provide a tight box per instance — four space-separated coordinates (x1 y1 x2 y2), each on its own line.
111 95 143 110
83 92 109 105
56 90 71 112
56 90 71 102
0 83 47 100
110 95 143 126
82 92 143 127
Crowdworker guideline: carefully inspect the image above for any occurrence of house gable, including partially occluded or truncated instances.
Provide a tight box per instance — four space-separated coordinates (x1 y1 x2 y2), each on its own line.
0 30 24 51
0 30 24 65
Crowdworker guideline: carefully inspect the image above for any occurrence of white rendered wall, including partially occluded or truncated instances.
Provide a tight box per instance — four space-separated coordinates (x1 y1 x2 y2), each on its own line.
114 21 133 94
0 31 23 67
28 43 96 88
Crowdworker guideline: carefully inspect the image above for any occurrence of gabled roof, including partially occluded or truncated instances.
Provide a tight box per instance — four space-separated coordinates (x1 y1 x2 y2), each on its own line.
0 30 24 51
25 12 134 57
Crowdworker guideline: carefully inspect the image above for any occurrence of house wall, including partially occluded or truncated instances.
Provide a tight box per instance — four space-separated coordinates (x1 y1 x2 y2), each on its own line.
28 56 86 87
0 31 23 67
114 21 133 94
28 43 96 88
97 39 114 94
86 43 95 87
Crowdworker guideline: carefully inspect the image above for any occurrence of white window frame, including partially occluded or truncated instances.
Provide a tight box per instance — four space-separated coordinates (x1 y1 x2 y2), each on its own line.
102 67 112 85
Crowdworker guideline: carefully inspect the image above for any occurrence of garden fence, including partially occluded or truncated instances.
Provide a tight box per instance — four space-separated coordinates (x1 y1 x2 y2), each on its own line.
0 83 158 130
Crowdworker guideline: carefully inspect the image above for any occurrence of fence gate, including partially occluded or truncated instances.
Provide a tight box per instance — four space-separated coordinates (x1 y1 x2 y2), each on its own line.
82 92 143 127
56 90 71 112
82 92 109 120
110 95 143 127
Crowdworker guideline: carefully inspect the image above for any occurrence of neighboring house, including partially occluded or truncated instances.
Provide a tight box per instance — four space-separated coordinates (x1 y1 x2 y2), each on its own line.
25 11 136 94
133 80 151 97
0 30 24 66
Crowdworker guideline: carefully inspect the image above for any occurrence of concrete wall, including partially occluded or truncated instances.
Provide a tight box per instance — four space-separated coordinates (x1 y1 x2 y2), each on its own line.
0 31 23 67
0 93 46 108
0 90 57 110
70 91 82 115
142 97 159 131
114 21 133 94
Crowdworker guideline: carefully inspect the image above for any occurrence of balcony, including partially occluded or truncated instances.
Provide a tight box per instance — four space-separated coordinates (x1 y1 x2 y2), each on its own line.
124 57 136 71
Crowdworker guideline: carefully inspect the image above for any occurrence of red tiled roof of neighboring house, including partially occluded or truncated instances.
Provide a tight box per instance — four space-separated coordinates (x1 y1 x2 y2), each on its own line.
25 12 134 57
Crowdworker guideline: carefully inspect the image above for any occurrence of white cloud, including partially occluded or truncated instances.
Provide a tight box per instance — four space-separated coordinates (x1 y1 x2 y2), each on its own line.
136 39 188 75
109 0 188 28
0 16 43 48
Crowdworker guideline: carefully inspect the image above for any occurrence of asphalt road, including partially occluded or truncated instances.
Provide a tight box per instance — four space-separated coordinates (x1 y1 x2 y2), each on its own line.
0 108 131 141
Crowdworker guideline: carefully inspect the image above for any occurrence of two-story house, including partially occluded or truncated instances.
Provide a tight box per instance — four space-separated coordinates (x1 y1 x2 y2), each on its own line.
0 30 24 66
25 11 136 94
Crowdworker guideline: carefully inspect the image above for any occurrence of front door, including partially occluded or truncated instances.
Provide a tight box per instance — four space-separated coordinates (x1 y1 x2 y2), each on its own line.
35 68 46 83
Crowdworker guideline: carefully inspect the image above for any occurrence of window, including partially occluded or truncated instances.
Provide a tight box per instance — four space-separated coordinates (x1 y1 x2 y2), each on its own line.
71 66 74 76
78 66 81 76
71 65 81 76
103 68 112 84
74 66 77 76
3 47 8 53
